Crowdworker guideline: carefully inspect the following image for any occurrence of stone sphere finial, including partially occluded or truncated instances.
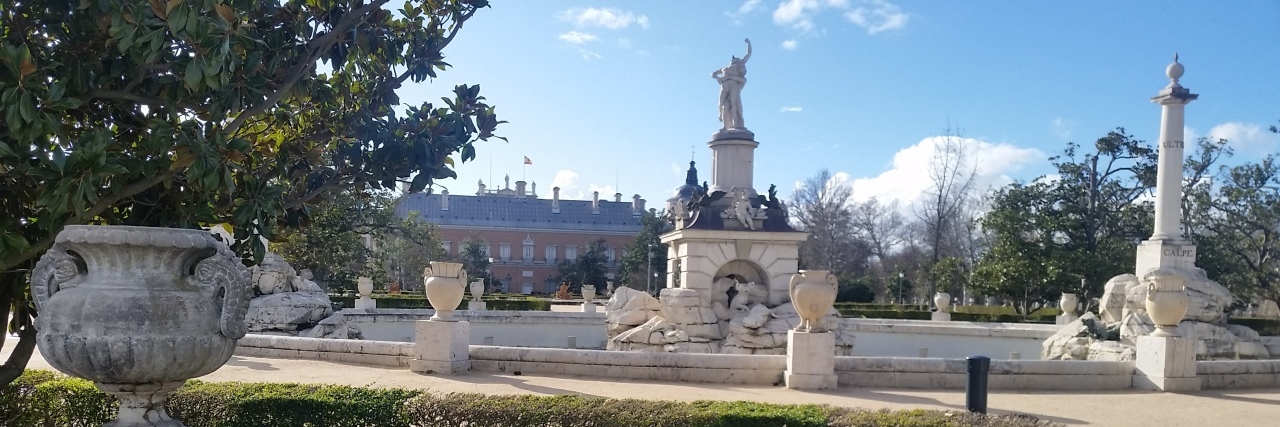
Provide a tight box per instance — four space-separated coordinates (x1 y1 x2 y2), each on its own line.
1166 53 1184 84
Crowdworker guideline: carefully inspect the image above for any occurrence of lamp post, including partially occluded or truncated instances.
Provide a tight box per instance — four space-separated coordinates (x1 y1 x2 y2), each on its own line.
646 243 653 295
898 271 905 306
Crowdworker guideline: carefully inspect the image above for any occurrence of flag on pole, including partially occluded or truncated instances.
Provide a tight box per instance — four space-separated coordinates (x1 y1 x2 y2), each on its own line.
523 156 532 165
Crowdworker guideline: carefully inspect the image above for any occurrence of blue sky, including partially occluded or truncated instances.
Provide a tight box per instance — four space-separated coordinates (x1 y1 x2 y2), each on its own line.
401 1 1280 208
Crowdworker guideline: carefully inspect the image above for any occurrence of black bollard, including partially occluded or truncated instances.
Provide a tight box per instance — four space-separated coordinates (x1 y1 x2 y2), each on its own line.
965 356 990 414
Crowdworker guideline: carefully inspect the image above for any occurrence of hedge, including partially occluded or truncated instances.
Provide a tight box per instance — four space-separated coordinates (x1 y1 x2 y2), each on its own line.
1228 317 1280 336
1 370 1061 427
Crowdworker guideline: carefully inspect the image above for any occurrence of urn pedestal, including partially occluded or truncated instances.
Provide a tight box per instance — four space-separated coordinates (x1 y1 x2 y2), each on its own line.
932 292 952 322
582 285 597 313
784 330 837 390
1056 293 1079 325
424 262 467 321
32 226 252 427
355 276 376 309
467 279 487 311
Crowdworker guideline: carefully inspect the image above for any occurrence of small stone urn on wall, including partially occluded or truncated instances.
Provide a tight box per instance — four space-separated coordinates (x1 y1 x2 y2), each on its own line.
789 270 838 332
1144 268 1189 337
424 262 467 321
934 292 951 312
32 226 251 427
469 279 485 301
582 285 596 302
355 276 376 309
1060 293 1078 314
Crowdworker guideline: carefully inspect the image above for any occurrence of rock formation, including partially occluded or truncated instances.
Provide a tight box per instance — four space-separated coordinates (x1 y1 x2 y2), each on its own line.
606 284 854 356
1043 267 1270 361
243 253 361 339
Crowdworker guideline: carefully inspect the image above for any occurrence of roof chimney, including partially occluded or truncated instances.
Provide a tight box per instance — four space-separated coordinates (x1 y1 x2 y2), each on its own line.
399 181 409 193
592 191 600 215
516 180 527 199
552 187 561 213
477 179 486 196
632 194 643 216
614 192 622 203
441 189 450 211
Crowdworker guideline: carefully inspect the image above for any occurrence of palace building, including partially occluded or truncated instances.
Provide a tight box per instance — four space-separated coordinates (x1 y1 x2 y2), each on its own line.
396 176 649 294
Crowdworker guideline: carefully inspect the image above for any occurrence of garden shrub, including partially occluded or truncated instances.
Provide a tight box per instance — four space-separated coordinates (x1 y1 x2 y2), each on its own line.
1228 317 1280 336
2 370 1061 427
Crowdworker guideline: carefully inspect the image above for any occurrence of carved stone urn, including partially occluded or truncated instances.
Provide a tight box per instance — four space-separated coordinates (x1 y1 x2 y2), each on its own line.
1144 269 1189 337
789 270 838 332
357 276 374 297
606 280 615 296
424 261 467 321
1060 293 1079 315
470 279 485 301
582 285 596 302
32 226 250 427
934 292 951 312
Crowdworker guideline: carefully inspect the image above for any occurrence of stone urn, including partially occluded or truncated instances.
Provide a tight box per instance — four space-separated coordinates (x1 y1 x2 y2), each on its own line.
582 285 596 302
934 292 951 312
424 261 467 321
32 226 251 427
1060 293 1079 315
606 280 615 296
1144 269 1189 337
357 276 374 298
470 279 485 301
789 270 838 332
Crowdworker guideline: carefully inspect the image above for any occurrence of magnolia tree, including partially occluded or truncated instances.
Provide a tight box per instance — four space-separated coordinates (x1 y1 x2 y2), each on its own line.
0 0 502 385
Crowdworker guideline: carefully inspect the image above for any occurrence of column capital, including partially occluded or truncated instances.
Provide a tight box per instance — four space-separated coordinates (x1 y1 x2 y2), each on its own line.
1151 86 1198 105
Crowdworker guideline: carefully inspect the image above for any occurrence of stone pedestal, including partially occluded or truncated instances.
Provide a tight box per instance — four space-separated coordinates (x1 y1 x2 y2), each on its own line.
410 320 470 375
784 330 837 390
1056 313 1079 325
1133 335 1199 392
1135 240 1197 278
582 302 596 313
931 312 951 322
354 296 376 310
467 300 487 311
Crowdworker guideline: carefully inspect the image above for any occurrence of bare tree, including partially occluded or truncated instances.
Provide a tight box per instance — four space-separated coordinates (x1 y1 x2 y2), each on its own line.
790 169 869 275
853 197 907 263
914 128 980 297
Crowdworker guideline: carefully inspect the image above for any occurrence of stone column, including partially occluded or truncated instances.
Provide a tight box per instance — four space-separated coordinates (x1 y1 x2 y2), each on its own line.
784 330 837 390
707 134 759 198
410 319 471 374
1150 55 1198 242
1135 55 1200 277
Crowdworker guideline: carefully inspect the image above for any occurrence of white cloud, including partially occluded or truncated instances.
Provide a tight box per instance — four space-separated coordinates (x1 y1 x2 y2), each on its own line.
772 0 905 34
1206 122 1279 156
558 31 598 44
781 39 799 50
577 49 603 60
1051 117 1075 141
844 0 908 35
845 136 1045 208
557 8 649 30
544 169 616 200
780 106 804 112
617 38 631 48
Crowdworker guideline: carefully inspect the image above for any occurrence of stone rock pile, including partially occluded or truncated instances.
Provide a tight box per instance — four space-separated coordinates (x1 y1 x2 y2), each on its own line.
243 253 361 339
1043 269 1270 361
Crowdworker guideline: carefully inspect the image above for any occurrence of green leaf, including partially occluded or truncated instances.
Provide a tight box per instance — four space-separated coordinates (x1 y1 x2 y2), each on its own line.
185 59 204 90
18 92 36 122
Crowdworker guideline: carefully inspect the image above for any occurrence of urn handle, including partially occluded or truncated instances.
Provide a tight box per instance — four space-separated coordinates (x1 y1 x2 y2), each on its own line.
193 246 252 339
30 243 82 321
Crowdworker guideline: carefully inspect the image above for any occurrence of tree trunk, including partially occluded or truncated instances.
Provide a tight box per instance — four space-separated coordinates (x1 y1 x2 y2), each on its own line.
0 324 37 387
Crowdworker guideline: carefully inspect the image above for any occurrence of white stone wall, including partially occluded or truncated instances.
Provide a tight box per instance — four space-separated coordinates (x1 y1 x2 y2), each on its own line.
235 335 412 367
841 319 1059 359
337 309 609 349
470 346 786 385
836 357 1135 390
1198 360 1280 389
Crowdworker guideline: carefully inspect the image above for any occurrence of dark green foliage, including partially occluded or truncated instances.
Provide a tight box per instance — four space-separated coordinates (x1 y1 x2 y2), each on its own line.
458 235 493 288
1228 317 1280 336
2 371 1061 427
836 276 877 303
558 238 609 293
619 211 671 293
